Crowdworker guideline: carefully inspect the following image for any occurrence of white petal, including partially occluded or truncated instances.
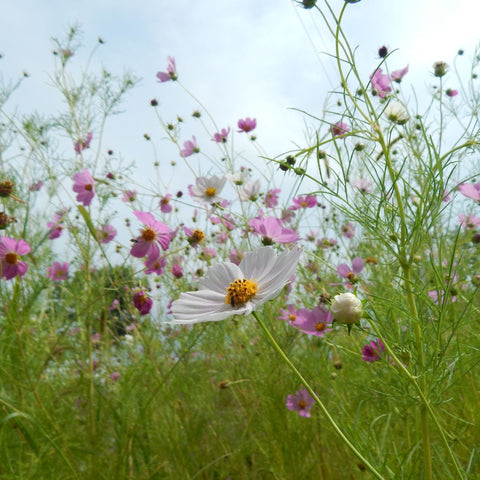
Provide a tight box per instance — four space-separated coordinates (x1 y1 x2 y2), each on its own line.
239 246 277 280
198 261 242 292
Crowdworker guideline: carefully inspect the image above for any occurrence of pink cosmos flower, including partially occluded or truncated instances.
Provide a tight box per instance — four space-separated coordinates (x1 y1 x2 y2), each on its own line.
352 178 372 193
249 216 299 245
156 56 177 82
337 257 365 282
29 181 44 192
74 132 93 154
229 248 243 265
391 65 409 83
159 194 173 213
211 127 230 143
442 190 452 202
122 190 137 202
428 289 456 305
144 255 167 275
458 182 480 201
292 306 333 337
0 236 31 280
459 213 480 230
264 188 281 208
109 299 120 311
446 89 458 97
172 260 183 278
330 121 349 137
72 169 95 206
47 220 64 240
277 304 299 325
286 387 315 418
237 117 257 133
130 211 172 260
200 246 216 261
97 224 117 244
180 136 199 157
290 194 317 210
47 261 69 282
371 68 392 97
342 222 356 239
361 339 385 362
133 290 153 315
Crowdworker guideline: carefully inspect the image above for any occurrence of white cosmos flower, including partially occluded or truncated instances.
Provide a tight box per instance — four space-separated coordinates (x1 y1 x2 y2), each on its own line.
239 179 260 201
171 246 301 324
189 175 226 205
384 101 409 125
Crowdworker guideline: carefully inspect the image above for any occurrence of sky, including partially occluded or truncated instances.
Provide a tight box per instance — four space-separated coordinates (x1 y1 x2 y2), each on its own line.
1 0 479 195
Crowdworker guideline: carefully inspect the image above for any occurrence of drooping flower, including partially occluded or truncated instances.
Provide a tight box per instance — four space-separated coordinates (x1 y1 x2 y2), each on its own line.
171 246 301 324
330 121 349 137
290 194 317 210
351 178 372 193
291 306 333 337
0 236 31 280
97 224 117 244
144 255 167 275
370 68 392 98
331 292 363 324
361 339 385 362
156 56 177 82
249 216 299 245
239 180 260 202
72 169 95 207
130 211 172 260
159 194 173 213
180 136 199 157
459 213 480 230
74 132 93 154
211 127 230 143
458 182 480 201
122 190 137 202
29 181 44 192
264 188 281 208
189 175 226 205
341 222 356 239
446 89 459 97
385 101 409 125
390 65 409 83
229 248 243 266
133 290 153 315
47 261 69 282
237 117 257 133
286 387 315 418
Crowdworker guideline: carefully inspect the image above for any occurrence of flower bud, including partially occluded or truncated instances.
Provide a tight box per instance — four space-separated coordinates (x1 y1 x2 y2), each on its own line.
330 292 363 324
433 61 448 78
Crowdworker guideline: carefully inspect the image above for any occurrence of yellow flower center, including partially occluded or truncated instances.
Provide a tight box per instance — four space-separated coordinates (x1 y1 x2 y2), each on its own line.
298 400 307 409
315 322 326 332
5 252 18 265
84 184 93 192
190 229 205 243
225 278 258 307
205 187 216 197
141 227 156 242
289 314 296 322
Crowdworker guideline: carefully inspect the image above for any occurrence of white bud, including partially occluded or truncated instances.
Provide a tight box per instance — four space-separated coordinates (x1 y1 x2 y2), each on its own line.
330 292 363 324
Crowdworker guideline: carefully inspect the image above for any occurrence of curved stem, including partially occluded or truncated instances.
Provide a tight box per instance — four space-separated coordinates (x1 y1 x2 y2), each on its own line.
252 311 385 480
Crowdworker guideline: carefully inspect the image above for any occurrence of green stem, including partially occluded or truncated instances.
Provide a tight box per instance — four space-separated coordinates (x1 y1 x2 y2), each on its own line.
252 311 385 480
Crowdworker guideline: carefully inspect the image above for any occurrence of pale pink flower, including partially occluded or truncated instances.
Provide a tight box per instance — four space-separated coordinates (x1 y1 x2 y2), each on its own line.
290 194 317 210
277 304 299 325
122 190 137 202
292 306 333 337
156 56 177 82
330 121 349 137
144 255 167 275
286 387 315 418
237 117 256 133
337 257 365 281
159 194 173 213
74 132 93 154
211 128 230 143
264 188 281 208
458 182 480 201
180 136 199 157
47 261 69 282
0 236 31 280
352 178 372 193
391 65 409 83
130 211 172 259
97 224 117 244
342 222 356 239
29 181 43 191
72 169 95 206
249 216 299 245
371 68 392 97
459 213 480 230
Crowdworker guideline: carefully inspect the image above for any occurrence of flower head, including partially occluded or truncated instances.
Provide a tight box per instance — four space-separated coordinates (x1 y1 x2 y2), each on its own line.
133 290 153 315
361 339 385 362
330 121 349 137
249 216 299 245
189 175 226 205
264 188 281 208
122 190 137 202
290 194 317 210
212 127 230 143
171 247 301 324
341 222 356 239
337 257 365 283
159 194 173 213
97 224 117 244
330 292 363 324
47 261 69 282
156 56 177 82
292 306 333 337
351 178 372 193
74 132 93 154
385 102 409 125
446 89 458 97
370 68 392 98
237 117 257 133
0 236 31 280
391 65 409 83
286 387 315 418
180 136 199 157
130 211 172 260
72 169 95 206
458 182 480 202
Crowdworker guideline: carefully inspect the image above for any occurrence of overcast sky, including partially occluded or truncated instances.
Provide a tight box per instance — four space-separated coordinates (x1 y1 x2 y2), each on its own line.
1 0 479 193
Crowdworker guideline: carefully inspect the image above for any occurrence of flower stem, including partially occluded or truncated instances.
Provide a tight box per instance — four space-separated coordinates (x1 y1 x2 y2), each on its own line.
252 311 384 480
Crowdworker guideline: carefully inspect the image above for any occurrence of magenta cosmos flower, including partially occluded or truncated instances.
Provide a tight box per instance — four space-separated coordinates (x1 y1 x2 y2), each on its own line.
278 304 299 325
156 56 177 82
330 121 349 137
133 290 153 315
72 169 95 206
286 387 315 418
291 306 333 337
446 89 458 97
74 132 93 154
249 216 299 245
180 136 199 157
0 236 31 280
341 222 356 239
264 188 281 208
371 68 392 98
212 128 230 143
390 65 409 83
458 182 480 201
130 211 172 260
159 194 173 213
237 117 257 133
290 194 317 210
361 339 385 362
47 261 69 282
97 224 117 244
337 257 365 282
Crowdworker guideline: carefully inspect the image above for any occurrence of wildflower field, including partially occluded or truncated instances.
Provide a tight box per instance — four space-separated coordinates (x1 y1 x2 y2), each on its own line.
0 1 479 479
